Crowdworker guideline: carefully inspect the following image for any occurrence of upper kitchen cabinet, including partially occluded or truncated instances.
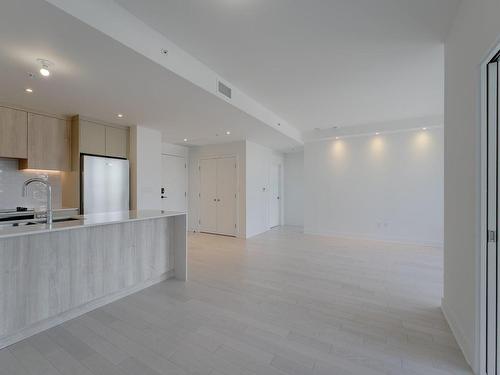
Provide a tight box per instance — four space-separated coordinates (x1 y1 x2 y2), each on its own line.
0 106 28 159
105 126 128 158
79 120 106 156
75 116 129 159
19 113 71 171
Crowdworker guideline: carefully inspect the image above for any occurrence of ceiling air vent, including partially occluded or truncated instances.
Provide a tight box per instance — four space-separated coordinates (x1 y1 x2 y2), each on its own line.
217 80 232 99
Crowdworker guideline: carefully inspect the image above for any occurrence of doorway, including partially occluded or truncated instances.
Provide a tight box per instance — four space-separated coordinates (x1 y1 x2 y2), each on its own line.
161 154 187 212
199 156 237 236
269 163 281 228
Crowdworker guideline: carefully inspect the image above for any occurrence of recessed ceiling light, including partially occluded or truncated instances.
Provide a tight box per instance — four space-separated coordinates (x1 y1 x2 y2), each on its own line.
335 137 339 140
117 114 124 118
183 138 188 142
375 132 380 135
37 58 53 77
422 127 427 130
226 131 231 135
25 88 33 93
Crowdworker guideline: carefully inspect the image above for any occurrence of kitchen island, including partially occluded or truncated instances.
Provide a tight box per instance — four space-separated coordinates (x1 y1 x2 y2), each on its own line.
0 210 187 349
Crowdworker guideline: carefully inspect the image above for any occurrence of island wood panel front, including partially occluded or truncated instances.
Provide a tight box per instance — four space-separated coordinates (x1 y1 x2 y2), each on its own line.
0 216 186 349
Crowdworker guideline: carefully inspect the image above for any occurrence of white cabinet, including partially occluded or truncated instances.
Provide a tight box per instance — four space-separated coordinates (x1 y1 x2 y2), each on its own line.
199 157 237 236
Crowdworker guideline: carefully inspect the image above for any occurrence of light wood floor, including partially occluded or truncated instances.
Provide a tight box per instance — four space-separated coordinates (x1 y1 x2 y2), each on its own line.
0 227 472 375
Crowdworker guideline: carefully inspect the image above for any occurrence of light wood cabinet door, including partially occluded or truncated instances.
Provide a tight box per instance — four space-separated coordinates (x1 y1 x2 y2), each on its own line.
22 113 71 171
0 107 28 158
80 121 105 156
105 126 128 158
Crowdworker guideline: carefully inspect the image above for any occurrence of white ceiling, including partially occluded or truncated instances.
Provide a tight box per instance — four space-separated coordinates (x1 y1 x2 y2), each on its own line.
116 0 459 131
0 0 459 152
0 0 300 151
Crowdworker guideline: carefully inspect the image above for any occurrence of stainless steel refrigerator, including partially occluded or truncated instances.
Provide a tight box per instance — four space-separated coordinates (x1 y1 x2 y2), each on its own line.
81 155 130 214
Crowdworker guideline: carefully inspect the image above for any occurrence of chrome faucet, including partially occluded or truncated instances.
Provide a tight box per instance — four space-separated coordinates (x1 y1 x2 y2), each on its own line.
22 178 53 224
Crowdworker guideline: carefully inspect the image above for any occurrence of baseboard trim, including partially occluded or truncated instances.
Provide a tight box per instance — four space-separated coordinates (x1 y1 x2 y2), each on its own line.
303 229 443 247
0 270 174 350
441 298 474 369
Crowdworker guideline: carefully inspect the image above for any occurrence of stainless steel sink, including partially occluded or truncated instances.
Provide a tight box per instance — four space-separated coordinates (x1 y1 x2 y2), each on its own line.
51 217 80 223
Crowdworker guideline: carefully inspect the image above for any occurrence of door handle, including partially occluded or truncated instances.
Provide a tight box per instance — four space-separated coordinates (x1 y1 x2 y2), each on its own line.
161 196 167 199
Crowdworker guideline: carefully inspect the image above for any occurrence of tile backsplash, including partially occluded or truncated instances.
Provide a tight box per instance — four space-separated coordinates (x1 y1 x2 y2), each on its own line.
0 158 62 210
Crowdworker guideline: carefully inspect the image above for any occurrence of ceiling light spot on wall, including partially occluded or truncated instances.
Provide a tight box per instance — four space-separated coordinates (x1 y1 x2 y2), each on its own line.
375 132 380 135
422 127 427 130
226 131 231 135
183 138 188 142
25 88 33 93
371 137 385 157
117 114 123 118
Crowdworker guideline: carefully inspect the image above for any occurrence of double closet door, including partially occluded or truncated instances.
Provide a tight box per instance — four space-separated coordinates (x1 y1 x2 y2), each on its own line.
199 157 237 236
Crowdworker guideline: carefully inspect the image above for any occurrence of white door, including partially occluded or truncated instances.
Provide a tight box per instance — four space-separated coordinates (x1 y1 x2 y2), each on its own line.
199 158 218 233
161 154 187 212
216 157 237 236
486 60 500 375
269 163 281 228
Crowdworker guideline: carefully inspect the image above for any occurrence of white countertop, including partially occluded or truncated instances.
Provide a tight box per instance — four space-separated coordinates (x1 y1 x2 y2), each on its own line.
0 210 186 239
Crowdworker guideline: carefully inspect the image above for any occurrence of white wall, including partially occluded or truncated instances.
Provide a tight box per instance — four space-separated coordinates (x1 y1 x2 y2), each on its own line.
0 158 62 210
188 141 246 237
162 142 189 158
443 0 500 370
130 126 162 210
284 152 304 227
245 141 284 238
304 128 444 245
